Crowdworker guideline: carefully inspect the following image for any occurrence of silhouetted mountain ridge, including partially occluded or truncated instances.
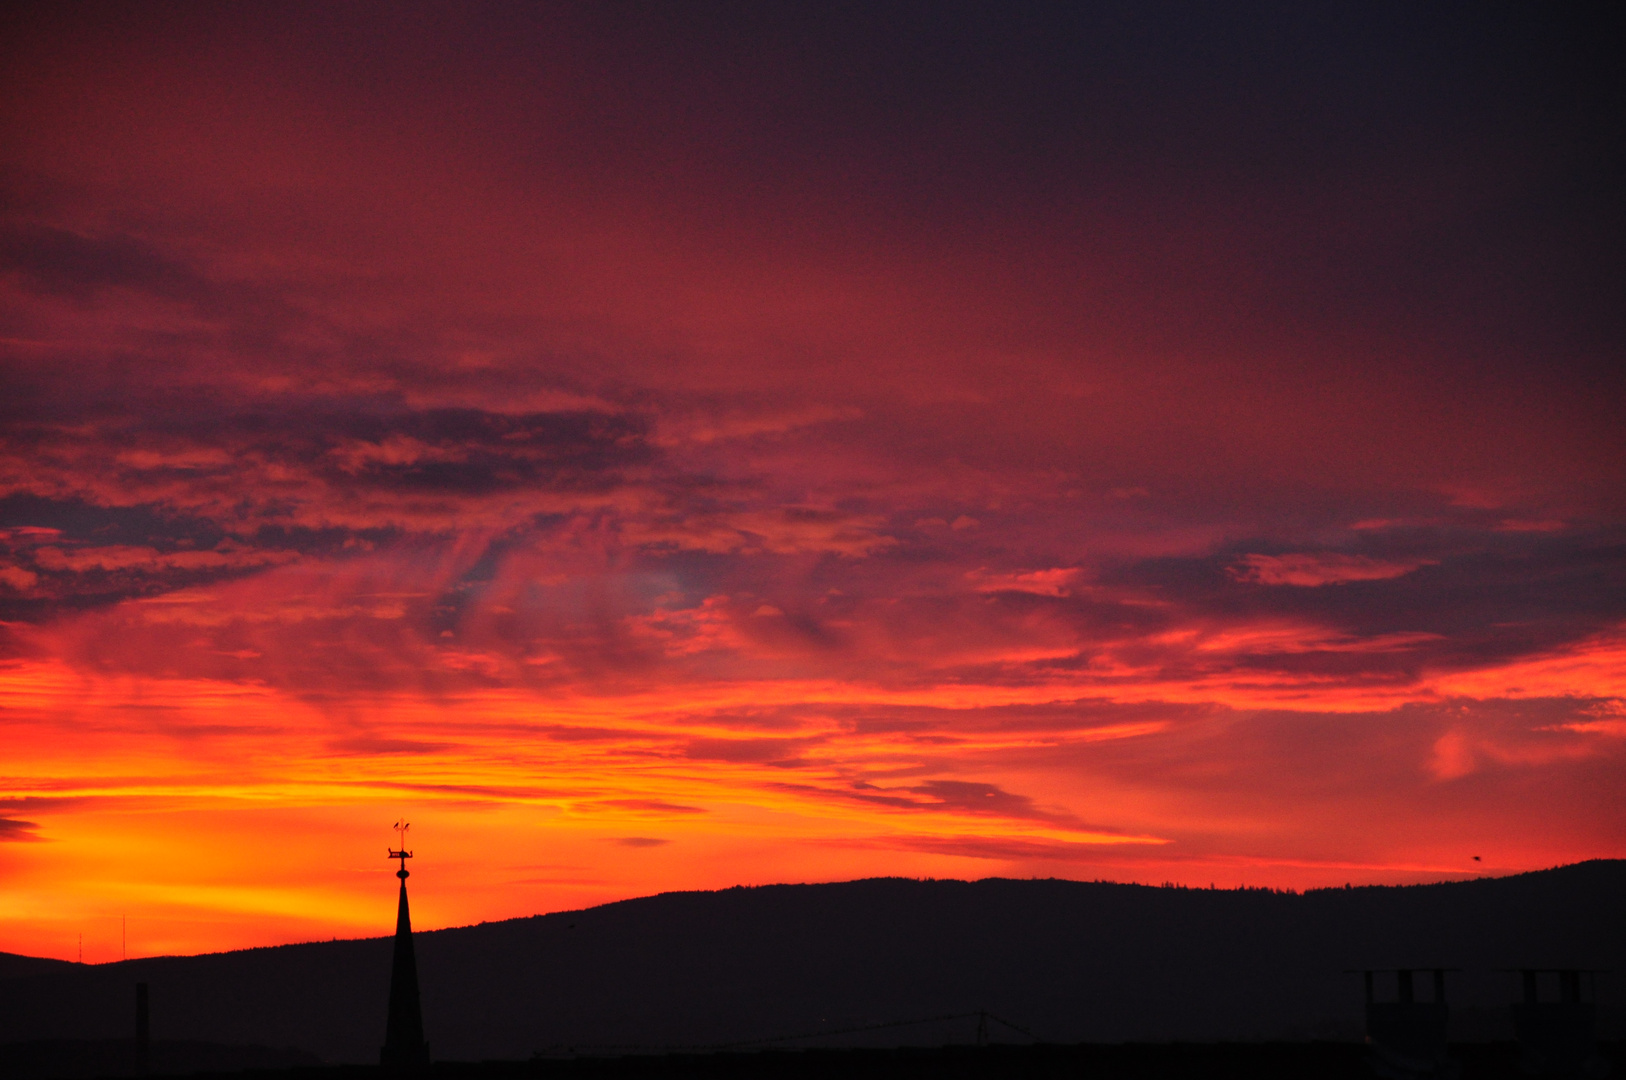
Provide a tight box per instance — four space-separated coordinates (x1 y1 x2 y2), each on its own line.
0 862 1619 1063
0 951 79 980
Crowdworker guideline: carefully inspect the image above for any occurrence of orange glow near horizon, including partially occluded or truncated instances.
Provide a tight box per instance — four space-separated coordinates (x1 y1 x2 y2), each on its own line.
4 613 1623 959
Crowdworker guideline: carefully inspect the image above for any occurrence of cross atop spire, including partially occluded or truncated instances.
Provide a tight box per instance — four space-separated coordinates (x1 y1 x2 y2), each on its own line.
389 819 413 880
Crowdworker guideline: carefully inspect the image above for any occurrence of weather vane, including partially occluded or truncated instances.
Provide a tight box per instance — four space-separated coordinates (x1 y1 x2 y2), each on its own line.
389 819 413 879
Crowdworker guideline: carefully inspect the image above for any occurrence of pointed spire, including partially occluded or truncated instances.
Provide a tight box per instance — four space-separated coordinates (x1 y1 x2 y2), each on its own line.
381 823 430 1071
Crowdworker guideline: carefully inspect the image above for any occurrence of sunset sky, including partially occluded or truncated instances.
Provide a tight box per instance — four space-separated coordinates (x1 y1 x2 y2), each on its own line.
2 2 1623 961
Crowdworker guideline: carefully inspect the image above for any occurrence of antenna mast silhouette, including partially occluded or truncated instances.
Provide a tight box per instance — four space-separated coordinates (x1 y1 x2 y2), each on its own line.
380 820 430 1071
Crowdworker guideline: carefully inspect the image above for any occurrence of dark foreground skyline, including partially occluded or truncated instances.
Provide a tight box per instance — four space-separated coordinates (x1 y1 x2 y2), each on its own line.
0 861 1619 1066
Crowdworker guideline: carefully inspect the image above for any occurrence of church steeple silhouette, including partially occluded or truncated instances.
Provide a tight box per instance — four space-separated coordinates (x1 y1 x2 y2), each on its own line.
380 821 431 1071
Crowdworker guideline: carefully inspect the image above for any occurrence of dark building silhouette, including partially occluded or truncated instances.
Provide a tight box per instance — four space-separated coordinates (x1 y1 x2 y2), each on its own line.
135 982 149 1075
380 824 430 1072
1355 968 1454 1079
1508 969 1609 1077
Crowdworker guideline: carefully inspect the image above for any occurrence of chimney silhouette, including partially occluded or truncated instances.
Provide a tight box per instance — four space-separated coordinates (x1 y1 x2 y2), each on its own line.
135 982 150 1075
1352 968 1454 1078
380 822 430 1071
1508 968 1606 1076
